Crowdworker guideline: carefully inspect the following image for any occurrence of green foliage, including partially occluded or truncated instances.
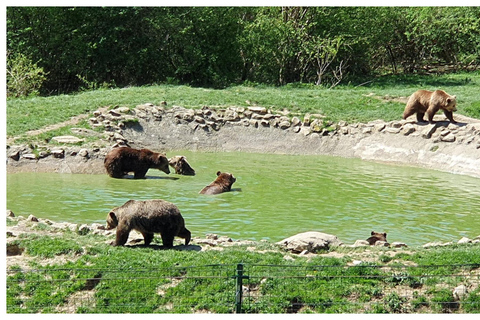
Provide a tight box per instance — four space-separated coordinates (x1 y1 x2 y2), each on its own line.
7 52 47 98
7 7 480 93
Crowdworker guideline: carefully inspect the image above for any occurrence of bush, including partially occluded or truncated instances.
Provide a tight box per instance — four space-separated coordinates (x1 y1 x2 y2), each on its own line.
7 52 47 98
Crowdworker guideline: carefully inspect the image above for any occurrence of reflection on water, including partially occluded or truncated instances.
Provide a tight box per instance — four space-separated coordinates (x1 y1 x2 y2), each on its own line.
7 151 480 246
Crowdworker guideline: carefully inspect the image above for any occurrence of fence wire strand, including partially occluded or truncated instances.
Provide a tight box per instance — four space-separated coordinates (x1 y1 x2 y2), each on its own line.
7 263 480 313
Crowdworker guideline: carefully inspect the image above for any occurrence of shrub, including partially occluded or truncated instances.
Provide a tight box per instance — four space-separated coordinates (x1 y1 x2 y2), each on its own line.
7 52 47 98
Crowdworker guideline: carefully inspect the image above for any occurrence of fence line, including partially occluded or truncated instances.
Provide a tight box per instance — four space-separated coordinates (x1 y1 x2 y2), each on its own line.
7 263 480 313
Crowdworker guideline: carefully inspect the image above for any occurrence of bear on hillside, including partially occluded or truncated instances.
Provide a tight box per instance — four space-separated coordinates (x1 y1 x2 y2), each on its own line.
105 199 191 247
199 171 236 195
104 147 170 179
402 89 457 123
366 231 387 245
168 155 196 176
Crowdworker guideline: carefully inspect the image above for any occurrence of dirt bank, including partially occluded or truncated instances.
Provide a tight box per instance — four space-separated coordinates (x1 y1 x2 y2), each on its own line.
6 104 480 178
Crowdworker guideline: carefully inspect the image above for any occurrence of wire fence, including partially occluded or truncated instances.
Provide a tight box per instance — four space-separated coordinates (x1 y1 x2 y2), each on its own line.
7 263 480 313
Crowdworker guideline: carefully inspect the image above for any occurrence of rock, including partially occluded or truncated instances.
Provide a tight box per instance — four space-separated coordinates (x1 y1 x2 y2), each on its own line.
291 117 302 126
22 153 37 160
248 106 267 115
352 240 369 247
276 231 343 253
441 133 456 142
7 242 24 256
51 149 65 158
116 106 130 114
78 149 89 158
402 124 416 136
423 241 453 248
453 285 468 301
457 237 472 244
391 242 408 248
385 127 401 134
374 241 390 247
279 120 291 129
27 214 39 222
422 124 437 139
52 135 85 144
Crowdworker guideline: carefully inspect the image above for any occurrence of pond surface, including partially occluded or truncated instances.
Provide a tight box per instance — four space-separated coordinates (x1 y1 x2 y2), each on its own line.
7 151 480 246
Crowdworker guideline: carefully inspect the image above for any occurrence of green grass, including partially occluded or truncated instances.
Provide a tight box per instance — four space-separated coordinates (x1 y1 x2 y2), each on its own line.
7 72 480 138
6 220 480 314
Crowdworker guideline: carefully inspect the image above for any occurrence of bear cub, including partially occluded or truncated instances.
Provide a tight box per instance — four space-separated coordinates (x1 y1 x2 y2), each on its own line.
199 171 236 195
366 231 387 245
104 147 170 179
106 199 191 247
403 89 457 123
168 155 196 176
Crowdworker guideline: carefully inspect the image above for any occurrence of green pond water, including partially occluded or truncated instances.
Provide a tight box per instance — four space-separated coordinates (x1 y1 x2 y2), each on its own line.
7 151 480 247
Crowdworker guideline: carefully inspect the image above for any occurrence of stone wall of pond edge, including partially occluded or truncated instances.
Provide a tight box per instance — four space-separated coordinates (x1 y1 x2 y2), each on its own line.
6 103 480 178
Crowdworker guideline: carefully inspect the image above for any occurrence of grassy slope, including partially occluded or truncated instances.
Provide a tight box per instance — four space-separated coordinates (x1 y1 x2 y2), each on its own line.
7 72 480 138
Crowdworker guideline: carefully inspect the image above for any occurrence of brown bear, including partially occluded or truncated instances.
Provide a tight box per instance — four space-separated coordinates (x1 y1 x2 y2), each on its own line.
199 171 236 195
402 89 457 123
104 147 170 179
105 199 191 247
366 231 387 245
168 155 196 176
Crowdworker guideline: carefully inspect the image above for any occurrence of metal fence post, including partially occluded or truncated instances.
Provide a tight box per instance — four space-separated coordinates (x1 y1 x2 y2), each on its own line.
235 263 248 313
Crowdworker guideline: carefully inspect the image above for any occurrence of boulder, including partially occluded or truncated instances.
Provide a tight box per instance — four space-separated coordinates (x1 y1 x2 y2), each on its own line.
276 231 343 253
52 135 85 144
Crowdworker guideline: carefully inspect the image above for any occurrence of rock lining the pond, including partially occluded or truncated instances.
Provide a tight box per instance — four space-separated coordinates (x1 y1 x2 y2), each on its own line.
6 212 480 262
6 103 480 178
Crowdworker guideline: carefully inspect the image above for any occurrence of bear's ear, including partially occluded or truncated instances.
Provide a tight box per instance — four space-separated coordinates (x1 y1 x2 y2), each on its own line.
383 233 387 237
446 98 451 103
108 211 117 222
216 171 221 176
371 231 375 235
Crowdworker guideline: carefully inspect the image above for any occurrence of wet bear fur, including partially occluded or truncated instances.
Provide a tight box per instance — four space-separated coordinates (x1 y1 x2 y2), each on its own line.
199 171 236 195
104 147 170 179
106 199 191 247
403 89 457 123
168 155 196 176
366 231 387 245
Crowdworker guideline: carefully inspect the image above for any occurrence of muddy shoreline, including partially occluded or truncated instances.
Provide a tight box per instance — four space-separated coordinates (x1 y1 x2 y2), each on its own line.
6 104 480 178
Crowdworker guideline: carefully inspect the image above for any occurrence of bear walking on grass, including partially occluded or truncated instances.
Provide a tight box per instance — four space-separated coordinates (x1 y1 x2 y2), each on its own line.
199 171 236 195
402 89 457 123
366 231 387 245
168 155 196 176
104 147 170 179
105 199 191 247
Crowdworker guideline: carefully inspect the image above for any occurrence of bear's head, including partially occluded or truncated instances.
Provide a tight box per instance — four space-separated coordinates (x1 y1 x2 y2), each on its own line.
169 156 196 176
215 171 236 186
445 95 457 112
152 153 170 174
366 231 387 245
106 211 119 230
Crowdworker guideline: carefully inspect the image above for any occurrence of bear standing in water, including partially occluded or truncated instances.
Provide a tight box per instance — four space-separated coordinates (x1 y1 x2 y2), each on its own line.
402 89 457 123
199 171 236 195
104 147 170 179
105 199 191 247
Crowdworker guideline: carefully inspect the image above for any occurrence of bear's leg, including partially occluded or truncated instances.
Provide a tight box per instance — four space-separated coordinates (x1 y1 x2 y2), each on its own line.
114 229 130 246
133 169 148 179
161 233 175 248
416 112 426 123
443 110 456 123
177 228 191 246
142 232 154 245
